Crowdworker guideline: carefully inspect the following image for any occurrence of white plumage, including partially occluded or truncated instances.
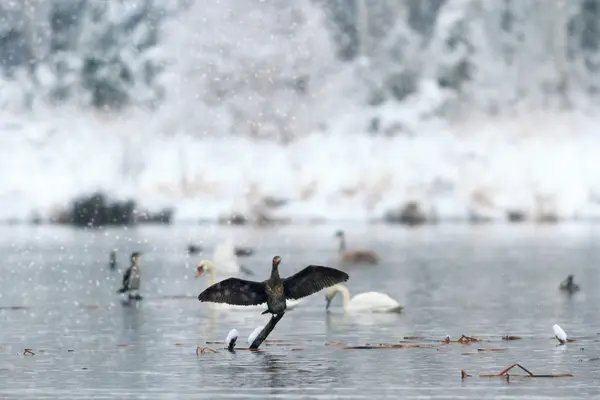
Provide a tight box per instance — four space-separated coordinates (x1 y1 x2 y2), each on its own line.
553 324 567 344
325 284 403 313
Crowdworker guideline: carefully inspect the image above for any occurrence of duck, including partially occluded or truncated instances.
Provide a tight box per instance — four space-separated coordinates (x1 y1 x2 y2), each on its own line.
335 230 378 264
187 244 203 255
198 255 349 316
195 259 302 311
234 246 254 257
324 284 403 313
559 275 580 294
109 249 117 270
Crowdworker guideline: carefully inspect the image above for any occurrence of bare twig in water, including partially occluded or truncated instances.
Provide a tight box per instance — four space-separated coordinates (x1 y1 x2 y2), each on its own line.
478 363 573 378
196 346 217 355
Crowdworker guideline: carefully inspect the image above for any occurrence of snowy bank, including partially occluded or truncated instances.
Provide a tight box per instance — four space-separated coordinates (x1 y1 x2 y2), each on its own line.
2 109 600 225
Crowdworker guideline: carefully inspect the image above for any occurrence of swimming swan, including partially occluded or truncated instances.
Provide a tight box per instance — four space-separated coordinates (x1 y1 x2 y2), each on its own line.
325 284 403 313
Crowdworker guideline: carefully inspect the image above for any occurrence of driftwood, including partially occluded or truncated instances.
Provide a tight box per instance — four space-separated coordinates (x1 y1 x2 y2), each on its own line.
249 313 285 349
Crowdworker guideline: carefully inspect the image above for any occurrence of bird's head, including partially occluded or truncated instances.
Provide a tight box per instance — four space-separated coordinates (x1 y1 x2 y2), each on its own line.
272 256 282 267
195 260 213 278
131 252 141 264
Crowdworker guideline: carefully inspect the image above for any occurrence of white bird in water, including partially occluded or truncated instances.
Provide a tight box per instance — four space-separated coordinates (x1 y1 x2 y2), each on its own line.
248 327 262 346
195 260 304 312
225 329 239 350
553 324 567 345
325 284 403 313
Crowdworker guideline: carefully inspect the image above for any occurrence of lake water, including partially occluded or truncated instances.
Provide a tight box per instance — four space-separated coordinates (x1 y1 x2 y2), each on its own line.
1 223 600 399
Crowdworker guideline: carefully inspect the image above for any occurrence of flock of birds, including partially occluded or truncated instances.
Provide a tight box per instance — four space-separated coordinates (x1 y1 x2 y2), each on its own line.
109 229 582 348
111 230 404 314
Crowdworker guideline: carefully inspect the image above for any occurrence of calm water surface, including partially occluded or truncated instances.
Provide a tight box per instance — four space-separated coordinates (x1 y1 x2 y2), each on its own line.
1 223 600 399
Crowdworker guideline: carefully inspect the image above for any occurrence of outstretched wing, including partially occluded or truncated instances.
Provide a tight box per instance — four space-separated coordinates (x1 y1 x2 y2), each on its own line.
197 278 267 306
283 265 349 300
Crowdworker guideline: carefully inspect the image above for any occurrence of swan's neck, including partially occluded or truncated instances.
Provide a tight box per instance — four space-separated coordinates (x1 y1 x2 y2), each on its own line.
208 266 217 285
338 236 346 252
338 286 351 309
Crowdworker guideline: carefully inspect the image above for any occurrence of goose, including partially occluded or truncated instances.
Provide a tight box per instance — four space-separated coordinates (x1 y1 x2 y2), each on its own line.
195 259 303 311
325 284 403 313
559 275 580 294
335 230 378 264
198 256 349 316
117 252 143 300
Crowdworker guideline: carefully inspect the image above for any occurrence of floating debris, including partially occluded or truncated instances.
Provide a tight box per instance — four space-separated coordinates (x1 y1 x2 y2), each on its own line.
477 348 505 352
196 346 217 355
23 349 35 356
461 369 471 379
502 335 522 341
344 343 434 350
457 335 486 343
476 363 573 379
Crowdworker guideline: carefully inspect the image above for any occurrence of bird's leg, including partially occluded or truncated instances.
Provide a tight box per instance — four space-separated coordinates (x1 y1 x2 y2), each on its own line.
261 309 270 315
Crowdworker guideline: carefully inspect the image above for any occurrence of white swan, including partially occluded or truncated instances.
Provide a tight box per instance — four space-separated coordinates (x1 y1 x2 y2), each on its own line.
195 260 303 312
325 284 403 313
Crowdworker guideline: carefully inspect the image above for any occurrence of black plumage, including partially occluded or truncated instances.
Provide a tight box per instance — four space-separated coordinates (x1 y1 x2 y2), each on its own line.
197 255 349 315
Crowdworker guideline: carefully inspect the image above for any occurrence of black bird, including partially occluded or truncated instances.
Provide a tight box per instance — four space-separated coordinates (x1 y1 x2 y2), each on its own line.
187 244 203 255
197 255 349 315
109 249 117 270
117 252 143 300
559 274 580 294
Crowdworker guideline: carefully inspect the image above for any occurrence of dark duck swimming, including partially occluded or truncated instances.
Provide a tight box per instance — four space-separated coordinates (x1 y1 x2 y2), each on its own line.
197 256 349 315
559 274 580 294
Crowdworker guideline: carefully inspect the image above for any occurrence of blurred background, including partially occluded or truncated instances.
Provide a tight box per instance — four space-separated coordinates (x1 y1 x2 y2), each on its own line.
1 0 599 227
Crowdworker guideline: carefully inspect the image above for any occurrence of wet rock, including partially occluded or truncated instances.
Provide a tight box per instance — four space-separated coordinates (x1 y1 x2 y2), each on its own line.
383 201 427 226
261 196 289 209
507 210 527 223
218 212 249 225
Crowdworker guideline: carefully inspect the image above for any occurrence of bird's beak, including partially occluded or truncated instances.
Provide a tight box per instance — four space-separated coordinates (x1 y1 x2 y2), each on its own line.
195 266 204 278
325 296 332 310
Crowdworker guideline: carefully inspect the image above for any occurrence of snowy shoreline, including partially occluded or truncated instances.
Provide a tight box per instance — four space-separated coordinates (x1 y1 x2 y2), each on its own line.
2 110 600 227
